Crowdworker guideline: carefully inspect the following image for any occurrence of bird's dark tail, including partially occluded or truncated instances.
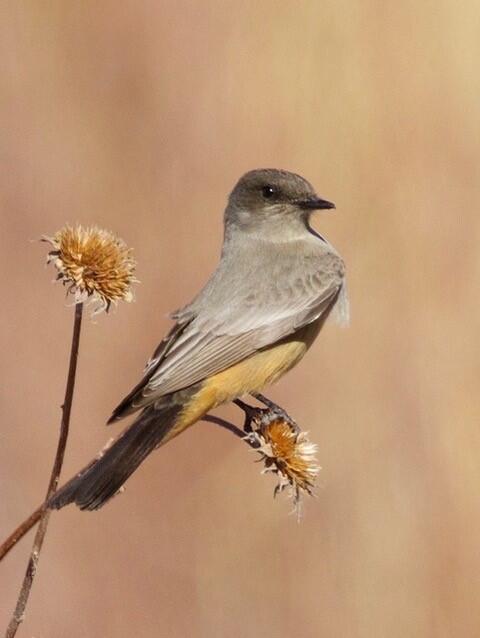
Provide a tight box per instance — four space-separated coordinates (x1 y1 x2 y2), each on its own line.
48 401 183 511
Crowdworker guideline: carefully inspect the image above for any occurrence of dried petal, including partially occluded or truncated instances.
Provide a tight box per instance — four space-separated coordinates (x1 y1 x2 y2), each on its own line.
245 409 320 515
43 225 137 314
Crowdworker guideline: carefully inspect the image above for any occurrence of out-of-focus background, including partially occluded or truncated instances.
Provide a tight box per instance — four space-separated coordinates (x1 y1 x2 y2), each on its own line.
1 2 479 637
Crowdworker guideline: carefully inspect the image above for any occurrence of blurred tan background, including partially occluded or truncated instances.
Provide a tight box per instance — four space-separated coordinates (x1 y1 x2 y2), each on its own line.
1 2 479 637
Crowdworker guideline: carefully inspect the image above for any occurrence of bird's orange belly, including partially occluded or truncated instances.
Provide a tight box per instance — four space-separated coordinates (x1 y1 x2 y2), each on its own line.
171 320 322 437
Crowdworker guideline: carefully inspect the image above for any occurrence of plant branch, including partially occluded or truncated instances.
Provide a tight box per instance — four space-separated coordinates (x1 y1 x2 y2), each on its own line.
0 394 282 564
0 507 43 563
202 414 258 443
5 302 83 638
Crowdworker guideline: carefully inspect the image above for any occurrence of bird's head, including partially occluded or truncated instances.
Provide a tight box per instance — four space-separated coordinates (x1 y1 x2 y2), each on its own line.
225 168 334 237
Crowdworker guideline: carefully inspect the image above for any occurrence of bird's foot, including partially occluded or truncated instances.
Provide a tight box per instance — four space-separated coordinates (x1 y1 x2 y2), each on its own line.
233 394 299 434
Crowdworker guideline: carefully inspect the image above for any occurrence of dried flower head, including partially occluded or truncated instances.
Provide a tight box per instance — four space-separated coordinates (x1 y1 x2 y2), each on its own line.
246 409 320 514
43 225 137 314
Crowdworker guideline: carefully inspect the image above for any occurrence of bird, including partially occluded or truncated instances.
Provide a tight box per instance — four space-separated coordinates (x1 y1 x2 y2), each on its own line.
49 168 348 510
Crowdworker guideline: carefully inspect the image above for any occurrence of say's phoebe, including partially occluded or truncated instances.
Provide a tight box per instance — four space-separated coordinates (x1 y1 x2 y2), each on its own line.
51 169 348 510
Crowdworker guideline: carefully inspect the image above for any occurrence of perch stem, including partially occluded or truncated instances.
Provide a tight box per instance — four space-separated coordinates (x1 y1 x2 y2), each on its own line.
4 302 83 638
0 392 287 566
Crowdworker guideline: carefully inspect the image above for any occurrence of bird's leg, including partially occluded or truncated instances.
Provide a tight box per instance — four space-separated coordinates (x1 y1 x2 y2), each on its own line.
250 392 300 433
234 394 299 434
251 392 282 412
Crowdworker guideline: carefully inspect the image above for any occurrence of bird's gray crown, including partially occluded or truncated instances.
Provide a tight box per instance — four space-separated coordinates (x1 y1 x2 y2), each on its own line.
224 168 335 237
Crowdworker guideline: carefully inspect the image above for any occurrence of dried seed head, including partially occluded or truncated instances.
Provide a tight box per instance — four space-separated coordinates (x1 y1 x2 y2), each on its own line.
43 225 137 314
246 409 320 515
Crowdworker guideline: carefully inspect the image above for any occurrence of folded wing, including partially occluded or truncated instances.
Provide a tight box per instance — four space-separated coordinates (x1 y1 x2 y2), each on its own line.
111 244 346 419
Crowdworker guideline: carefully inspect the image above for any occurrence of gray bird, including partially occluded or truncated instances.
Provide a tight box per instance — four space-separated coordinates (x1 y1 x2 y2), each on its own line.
50 168 348 510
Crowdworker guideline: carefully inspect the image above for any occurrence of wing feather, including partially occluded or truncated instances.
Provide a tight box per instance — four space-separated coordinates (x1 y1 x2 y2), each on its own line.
140 281 342 399
111 238 347 417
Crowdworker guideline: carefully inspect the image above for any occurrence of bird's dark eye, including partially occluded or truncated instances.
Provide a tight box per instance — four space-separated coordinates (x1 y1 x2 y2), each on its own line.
262 185 276 199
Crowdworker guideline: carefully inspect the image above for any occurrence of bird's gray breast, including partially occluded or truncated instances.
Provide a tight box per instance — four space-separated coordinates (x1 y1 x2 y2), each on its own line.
185 235 345 324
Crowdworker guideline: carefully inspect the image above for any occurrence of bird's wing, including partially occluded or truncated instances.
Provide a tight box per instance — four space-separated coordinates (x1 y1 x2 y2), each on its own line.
109 239 347 420
143 286 340 399
132 272 343 406
108 318 195 421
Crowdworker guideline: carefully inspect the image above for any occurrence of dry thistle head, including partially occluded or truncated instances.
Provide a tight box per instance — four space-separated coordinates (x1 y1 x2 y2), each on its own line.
43 225 137 314
246 409 320 515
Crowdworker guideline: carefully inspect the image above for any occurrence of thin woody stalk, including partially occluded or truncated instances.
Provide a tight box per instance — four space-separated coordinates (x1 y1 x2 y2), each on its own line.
0 507 42 563
0 225 138 565
0 397 319 567
5 302 83 638
0 415 252 566
0 414 252 566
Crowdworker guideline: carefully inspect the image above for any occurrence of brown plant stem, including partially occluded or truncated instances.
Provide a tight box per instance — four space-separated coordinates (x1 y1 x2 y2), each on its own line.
0 395 283 565
5 302 84 638
202 414 258 444
0 507 43 563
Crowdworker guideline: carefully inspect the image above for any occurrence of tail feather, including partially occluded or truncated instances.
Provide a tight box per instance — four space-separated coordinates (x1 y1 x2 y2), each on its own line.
49 402 182 511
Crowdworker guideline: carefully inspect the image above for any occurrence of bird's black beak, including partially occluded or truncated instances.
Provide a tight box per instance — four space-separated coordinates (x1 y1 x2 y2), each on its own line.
297 197 335 211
